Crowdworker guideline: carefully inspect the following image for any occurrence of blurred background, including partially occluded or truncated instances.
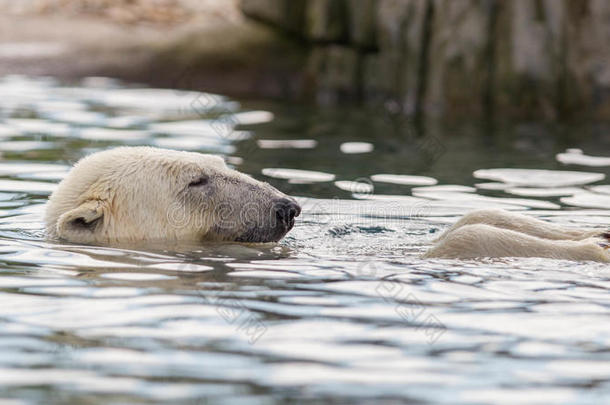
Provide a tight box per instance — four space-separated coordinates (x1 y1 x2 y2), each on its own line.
2 0 610 121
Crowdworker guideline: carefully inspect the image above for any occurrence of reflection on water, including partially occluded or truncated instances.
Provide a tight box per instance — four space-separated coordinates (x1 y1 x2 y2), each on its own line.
1 75 610 404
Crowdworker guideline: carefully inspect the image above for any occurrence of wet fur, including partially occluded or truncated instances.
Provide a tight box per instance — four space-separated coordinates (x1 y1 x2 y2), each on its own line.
45 147 295 245
425 209 609 262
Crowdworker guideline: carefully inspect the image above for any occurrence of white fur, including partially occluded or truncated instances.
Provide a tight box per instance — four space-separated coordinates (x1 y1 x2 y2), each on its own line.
425 209 609 262
45 147 293 245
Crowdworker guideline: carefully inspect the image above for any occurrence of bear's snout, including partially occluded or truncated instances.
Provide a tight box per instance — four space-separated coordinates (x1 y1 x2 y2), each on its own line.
273 198 301 231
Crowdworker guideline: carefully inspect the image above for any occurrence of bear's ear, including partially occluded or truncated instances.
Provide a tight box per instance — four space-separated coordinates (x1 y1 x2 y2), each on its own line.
56 200 106 243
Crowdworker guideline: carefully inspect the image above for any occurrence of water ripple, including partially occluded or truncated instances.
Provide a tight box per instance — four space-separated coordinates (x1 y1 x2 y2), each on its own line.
0 75 609 404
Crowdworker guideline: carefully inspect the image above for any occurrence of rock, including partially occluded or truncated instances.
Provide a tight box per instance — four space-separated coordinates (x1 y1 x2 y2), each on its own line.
347 0 377 49
375 0 431 113
241 0 306 34
494 0 563 119
425 0 493 117
306 0 348 42
563 0 610 118
239 0 610 120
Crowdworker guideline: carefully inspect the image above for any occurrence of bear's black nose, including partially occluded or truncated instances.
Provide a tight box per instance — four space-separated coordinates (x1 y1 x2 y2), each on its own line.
273 198 301 229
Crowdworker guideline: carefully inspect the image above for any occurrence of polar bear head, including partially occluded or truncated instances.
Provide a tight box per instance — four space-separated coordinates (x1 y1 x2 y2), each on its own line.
45 147 300 245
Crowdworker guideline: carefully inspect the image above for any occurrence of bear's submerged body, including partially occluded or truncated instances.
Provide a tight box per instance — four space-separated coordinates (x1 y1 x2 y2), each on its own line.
425 209 609 262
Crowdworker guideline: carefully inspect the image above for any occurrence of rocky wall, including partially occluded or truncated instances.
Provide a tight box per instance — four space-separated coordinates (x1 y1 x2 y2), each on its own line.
241 0 610 120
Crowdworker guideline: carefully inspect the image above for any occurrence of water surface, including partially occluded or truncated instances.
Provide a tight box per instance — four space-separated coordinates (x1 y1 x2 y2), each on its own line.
2 75 610 404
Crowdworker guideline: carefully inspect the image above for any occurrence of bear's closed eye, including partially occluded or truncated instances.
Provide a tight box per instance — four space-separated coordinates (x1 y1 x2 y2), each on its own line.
189 177 209 187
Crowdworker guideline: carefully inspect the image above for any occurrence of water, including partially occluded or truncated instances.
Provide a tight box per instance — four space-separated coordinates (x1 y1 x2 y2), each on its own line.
1 75 610 404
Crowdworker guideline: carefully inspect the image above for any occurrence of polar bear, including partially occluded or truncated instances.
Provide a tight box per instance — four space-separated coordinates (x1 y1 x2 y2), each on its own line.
45 147 300 245
424 209 610 262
